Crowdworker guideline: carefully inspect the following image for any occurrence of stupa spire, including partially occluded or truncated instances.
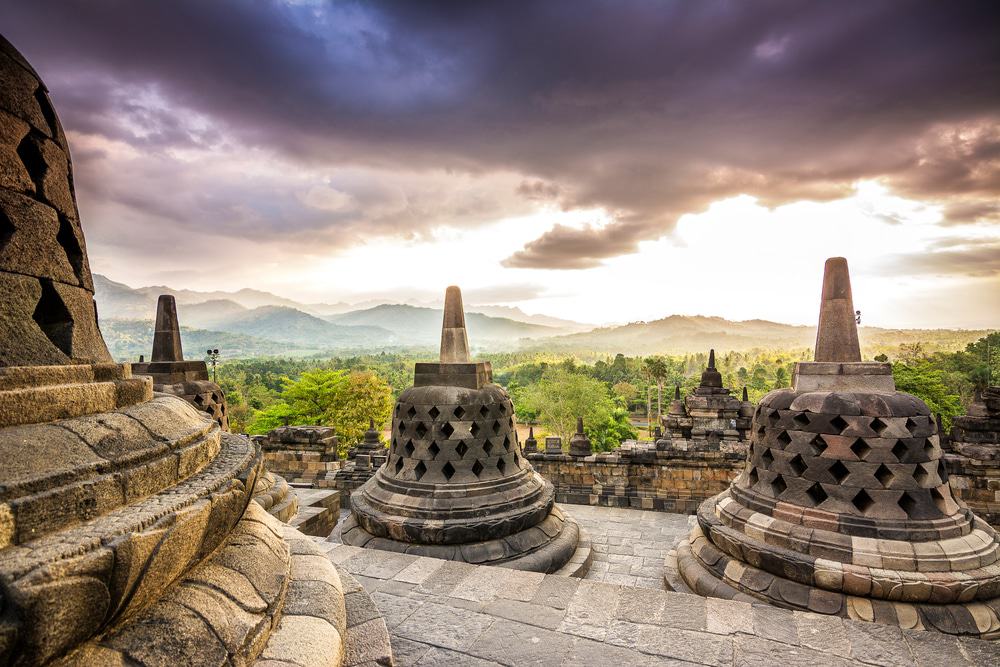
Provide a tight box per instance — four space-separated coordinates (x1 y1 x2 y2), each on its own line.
708 349 716 369
814 257 861 362
439 286 471 363
151 295 184 362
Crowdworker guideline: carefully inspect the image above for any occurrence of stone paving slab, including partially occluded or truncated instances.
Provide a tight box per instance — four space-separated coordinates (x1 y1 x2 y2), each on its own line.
320 539 1000 666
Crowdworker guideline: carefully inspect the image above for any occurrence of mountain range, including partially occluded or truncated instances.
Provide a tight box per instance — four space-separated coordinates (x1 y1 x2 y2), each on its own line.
94 274 987 361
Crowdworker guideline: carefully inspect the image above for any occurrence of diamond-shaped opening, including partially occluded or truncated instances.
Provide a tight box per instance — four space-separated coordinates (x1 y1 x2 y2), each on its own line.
407 406 417 418
810 434 828 456
415 422 428 438
479 405 490 418
850 438 872 461
913 463 929 486
930 486 948 514
830 415 849 433
905 417 918 434
0 209 14 254
870 417 888 435
760 449 774 469
497 457 506 475
923 438 935 455
851 489 874 514
789 453 807 476
394 457 404 475
456 440 468 458
770 474 787 497
937 459 948 483
472 459 484 477
768 410 781 423
470 422 481 437
891 440 908 462
875 463 894 488
404 440 415 457
442 461 455 480
806 482 828 506
492 420 501 434
454 406 466 419
414 460 427 481
395 404 401 416
428 406 440 420
193 394 205 405
32 280 74 355
748 467 759 486
483 440 494 456
793 413 810 427
391 436 397 449
828 459 850 483
428 441 440 458
498 404 507 415
898 491 918 518
503 434 511 451
513 453 519 466
776 430 792 447
441 422 455 438
757 423 766 435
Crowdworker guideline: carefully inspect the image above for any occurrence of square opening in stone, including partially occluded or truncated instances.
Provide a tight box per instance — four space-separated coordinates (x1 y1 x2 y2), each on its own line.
850 438 871 461
898 491 918 518
479 405 490 418
770 474 787 497
394 457 404 475
483 440 494 456
851 489 874 514
776 430 792 447
760 449 774 469
937 459 948 483
830 415 849 433
905 417 918 434
793 413 810 427
415 422 428 438
453 406 466 419
875 463 894 488
470 422 481 437
870 417 888 435
497 457 506 475
806 482 828 506
404 440 415 457
407 406 417 419
789 453 807 476
828 459 850 483
913 462 929 486
809 434 828 456
748 467 759 487
891 440 908 462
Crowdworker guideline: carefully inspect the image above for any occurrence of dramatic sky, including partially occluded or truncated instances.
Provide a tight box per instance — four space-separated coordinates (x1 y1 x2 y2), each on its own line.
3 1 999 327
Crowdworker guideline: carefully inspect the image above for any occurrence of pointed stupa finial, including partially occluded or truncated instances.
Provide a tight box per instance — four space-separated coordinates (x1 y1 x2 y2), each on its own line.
742 386 749 402
674 385 681 400
814 257 862 362
528 426 534 437
440 286 471 363
708 349 716 369
699 349 723 388
576 416 584 434
151 295 183 362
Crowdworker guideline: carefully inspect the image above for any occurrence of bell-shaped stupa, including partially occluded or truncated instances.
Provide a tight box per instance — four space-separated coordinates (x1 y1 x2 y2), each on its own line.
0 34 389 665
672 257 1000 639
341 286 590 573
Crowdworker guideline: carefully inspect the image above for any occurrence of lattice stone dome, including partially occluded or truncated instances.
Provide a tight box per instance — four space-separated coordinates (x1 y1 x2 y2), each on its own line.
673 258 1000 639
341 287 588 572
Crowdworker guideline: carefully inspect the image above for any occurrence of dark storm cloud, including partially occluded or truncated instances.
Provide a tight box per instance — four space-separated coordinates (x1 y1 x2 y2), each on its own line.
2 0 998 268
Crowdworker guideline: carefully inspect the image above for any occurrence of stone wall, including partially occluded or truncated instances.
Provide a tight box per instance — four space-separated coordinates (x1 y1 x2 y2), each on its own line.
527 446 744 513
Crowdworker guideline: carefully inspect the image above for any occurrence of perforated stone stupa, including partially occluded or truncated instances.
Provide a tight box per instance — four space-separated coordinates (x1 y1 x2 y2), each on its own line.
0 35 389 666
341 286 590 573
131 294 229 430
671 257 1000 639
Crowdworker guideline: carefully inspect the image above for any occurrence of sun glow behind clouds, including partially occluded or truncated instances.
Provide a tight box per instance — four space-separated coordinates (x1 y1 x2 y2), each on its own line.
237 180 1000 330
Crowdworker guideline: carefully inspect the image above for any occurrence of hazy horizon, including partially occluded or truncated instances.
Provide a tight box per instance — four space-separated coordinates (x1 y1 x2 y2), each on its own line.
3 1 999 329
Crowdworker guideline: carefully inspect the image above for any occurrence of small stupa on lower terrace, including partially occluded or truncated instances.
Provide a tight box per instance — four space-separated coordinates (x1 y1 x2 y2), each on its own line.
672 257 1000 639
340 286 590 573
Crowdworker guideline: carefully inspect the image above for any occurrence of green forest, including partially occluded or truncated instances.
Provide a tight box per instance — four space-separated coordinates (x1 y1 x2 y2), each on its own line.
215 333 999 455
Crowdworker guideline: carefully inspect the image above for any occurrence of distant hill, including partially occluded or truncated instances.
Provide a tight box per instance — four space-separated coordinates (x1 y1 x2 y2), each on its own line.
213 305 395 347
470 305 593 332
327 304 563 345
532 314 988 356
100 319 310 361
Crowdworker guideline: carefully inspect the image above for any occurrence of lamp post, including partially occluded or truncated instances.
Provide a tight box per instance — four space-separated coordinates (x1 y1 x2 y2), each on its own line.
206 348 220 383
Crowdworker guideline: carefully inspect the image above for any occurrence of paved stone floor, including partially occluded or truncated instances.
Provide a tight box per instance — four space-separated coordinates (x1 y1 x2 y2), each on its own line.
324 504 1000 665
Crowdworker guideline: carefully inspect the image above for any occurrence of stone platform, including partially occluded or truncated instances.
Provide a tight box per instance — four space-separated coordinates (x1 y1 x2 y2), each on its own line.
317 503 998 666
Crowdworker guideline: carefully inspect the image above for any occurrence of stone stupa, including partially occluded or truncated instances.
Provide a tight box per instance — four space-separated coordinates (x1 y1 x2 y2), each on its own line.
340 286 590 573
671 257 1000 638
132 294 229 430
0 34 389 665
